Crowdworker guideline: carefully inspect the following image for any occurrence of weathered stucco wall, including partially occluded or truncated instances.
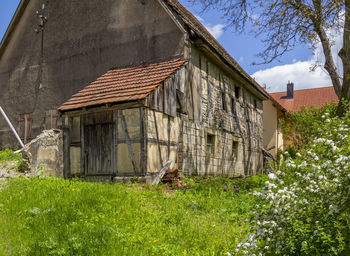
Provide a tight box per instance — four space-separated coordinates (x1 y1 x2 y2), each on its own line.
263 100 278 156
262 99 284 157
146 110 181 173
0 0 185 148
179 46 264 176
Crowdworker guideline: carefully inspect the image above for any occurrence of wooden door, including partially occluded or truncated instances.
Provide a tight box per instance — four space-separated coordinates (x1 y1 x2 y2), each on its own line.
83 112 115 177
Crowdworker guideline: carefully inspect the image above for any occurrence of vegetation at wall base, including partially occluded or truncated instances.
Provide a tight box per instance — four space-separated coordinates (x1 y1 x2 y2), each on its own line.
0 175 266 256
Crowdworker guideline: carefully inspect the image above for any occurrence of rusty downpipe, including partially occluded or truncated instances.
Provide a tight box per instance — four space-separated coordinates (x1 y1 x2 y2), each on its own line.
0 106 25 153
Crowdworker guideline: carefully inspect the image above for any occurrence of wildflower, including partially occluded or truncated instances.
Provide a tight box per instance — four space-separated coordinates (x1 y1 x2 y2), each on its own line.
268 173 277 180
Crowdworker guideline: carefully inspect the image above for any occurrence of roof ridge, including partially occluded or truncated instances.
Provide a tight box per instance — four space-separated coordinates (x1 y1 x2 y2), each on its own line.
270 86 334 95
164 0 268 99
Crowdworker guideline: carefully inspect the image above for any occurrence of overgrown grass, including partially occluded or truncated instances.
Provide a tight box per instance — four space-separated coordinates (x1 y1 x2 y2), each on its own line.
0 175 267 256
0 149 22 170
0 149 22 163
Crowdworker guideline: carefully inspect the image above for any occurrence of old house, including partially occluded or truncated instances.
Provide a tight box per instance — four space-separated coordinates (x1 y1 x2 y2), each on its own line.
262 88 285 157
0 0 268 179
263 83 338 156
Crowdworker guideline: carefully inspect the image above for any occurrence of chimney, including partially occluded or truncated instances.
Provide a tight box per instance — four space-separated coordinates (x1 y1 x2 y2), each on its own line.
287 82 294 99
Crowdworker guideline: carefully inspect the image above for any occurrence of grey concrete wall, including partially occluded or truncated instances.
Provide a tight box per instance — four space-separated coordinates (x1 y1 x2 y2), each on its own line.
0 0 185 148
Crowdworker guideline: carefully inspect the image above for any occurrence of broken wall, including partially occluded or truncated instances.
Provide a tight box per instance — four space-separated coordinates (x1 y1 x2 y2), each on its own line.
23 129 64 177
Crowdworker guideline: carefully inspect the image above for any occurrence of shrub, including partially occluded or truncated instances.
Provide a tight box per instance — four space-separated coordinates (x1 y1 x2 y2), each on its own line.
279 103 337 150
235 110 350 255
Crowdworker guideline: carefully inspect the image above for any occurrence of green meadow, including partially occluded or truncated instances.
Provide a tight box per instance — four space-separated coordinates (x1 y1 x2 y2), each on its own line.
0 174 266 256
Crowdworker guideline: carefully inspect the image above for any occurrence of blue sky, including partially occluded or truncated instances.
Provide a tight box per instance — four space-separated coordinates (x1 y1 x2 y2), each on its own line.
0 0 339 92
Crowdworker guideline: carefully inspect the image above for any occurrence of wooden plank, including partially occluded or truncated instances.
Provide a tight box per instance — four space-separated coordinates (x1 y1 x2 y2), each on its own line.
152 110 163 167
114 110 118 175
199 55 203 123
175 116 184 170
80 115 85 175
17 114 25 140
140 108 147 175
24 113 32 143
63 120 71 178
147 138 177 147
164 81 169 115
206 61 210 120
149 160 172 185
62 101 144 116
120 110 139 175
167 116 171 159
169 77 177 117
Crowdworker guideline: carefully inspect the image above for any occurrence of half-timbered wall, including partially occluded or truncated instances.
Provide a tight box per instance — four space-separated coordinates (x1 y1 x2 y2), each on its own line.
178 46 264 176
146 110 181 172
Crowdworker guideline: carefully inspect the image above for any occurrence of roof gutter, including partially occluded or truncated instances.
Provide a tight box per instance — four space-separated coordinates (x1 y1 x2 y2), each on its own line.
0 0 30 59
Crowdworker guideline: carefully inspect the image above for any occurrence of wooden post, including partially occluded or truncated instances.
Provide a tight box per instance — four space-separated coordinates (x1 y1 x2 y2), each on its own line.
153 110 163 168
80 115 85 176
140 108 147 175
113 110 118 176
63 117 72 178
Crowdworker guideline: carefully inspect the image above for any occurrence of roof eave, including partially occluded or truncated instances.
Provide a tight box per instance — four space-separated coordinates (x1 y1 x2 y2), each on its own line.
194 40 268 100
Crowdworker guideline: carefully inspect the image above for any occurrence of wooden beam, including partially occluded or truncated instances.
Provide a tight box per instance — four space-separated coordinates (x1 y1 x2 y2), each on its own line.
63 122 71 178
140 107 147 175
167 115 170 159
152 110 163 167
175 116 184 170
113 110 118 176
80 115 85 176
119 110 139 175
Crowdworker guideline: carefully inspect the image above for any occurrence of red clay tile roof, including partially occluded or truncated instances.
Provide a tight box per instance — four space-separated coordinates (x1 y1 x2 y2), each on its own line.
164 0 268 99
270 86 338 112
59 58 187 111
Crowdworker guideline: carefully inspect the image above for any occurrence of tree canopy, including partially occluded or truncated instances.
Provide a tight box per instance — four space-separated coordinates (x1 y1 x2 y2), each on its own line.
193 0 349 113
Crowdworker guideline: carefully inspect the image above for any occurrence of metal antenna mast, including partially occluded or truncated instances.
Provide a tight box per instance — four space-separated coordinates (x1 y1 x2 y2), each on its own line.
34 2 48 89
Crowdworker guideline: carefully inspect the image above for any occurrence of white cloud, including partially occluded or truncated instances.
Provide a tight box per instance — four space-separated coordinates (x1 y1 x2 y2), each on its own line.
251 23 343 93
205 24 225 39
252 61 331 92
195 15 225 39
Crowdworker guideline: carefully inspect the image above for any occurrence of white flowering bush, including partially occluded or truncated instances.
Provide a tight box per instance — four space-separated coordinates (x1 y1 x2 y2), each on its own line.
236 110 350 255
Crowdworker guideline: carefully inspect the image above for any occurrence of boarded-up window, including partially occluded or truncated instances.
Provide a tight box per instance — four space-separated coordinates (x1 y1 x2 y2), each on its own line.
17 113 32 143
231 97 236 115
235 86 240 99
221 92 227 111
71 117 80 143
176 89 185 113
45 110 61 129
232 141 239 160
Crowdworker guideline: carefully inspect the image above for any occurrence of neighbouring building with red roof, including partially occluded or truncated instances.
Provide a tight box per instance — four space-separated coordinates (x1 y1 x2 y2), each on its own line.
0 0 268 179
263 83 339 157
